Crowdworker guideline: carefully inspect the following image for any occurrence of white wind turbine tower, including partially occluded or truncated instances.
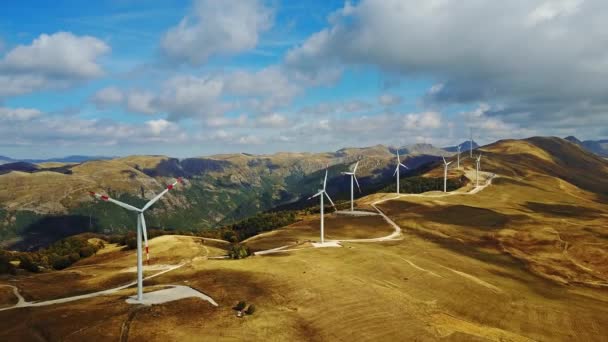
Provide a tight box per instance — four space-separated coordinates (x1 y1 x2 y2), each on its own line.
393 151 409 194
475 154 482 187
442 157 452 193
89 177 183 301
308 168 336 244
457 145 461 169
341 161 361 212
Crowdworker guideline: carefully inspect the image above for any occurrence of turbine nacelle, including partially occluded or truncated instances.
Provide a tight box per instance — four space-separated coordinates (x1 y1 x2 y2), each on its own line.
89 177 183 267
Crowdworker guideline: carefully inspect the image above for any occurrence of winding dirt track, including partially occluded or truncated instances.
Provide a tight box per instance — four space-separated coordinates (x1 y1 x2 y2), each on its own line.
0 264 186 312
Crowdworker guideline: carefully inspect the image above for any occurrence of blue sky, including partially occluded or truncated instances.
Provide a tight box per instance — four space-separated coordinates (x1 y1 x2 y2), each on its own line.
1 0 606 158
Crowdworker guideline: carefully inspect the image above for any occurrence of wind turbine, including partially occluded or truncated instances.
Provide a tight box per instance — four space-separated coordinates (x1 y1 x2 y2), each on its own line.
341 161 361 212
442 157 452 193
89 177 183 301
457 145 461 169
308 168 336 244
393 150 409 194
475 154 482 187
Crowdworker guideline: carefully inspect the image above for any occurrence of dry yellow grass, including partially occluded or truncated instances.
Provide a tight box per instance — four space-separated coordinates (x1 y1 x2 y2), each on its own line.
35 162 76 168
243 214 394 251
116 155 170 170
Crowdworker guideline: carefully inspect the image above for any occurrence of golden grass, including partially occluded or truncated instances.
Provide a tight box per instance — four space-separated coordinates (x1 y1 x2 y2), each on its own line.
2 221 608 341
243 214 394 251
116 155 169 170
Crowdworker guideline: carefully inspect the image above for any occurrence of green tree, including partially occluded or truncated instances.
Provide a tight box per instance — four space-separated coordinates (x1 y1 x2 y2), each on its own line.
0 251 16 275
18 254 39 273
234 301 247 311
228 244 251 259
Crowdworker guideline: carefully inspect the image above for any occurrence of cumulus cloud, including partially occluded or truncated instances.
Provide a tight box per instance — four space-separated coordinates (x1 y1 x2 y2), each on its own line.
226 66 299 102
286 0 608 134
404 111 442 130
0 111 188 148
0 107 43 121
145 119 179 135
298 99 372 116
0 32 109 97
161 0 273 65
255 113 288 127
206 115 248 128
92 65 301 120
527 0 583 26
378 94 402 106
92 87 124 109
127 91 157 114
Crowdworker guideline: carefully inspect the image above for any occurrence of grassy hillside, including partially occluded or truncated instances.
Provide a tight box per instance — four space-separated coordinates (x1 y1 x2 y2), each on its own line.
0 146 438 249
359 136 608 287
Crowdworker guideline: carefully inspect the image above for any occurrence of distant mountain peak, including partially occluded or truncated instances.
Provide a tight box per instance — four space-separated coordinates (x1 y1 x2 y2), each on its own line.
564 136 582 145
443 140 479 153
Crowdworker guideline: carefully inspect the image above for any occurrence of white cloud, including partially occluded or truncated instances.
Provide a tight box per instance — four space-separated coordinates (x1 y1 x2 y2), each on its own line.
0 107 43 121
428 83 444 95
159 75 226 119
146 119 178 135
1 32 109 78
95 66 301 121
127 91 157 114
206 115 248 128
256 113 288 127
0 32 109 97
226 66 299 101
527 0 583 26
92 87 124 108
237 135 263 145
298 99 371 116
378 94 402 106
286 0 608 133
0 111 189 148
161 0 273 65
404 111 442 130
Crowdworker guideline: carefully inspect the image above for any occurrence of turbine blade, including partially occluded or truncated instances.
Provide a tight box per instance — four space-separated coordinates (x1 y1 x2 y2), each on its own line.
308 191 323 200
324 191 336 210
353 175 361 193
446 161 453 166
89 192 141 212
142 178 182 211
393 166 398 177
140 214 150 262
353 161 359 173
397 150 401 163
400 163 409 169
442 156 447 164
323 169 328 191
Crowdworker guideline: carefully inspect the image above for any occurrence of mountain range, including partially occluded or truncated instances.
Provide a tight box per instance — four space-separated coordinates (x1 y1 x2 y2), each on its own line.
564 136 608 157
0 143 457 250
0 155 114 165
0 137 604 251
